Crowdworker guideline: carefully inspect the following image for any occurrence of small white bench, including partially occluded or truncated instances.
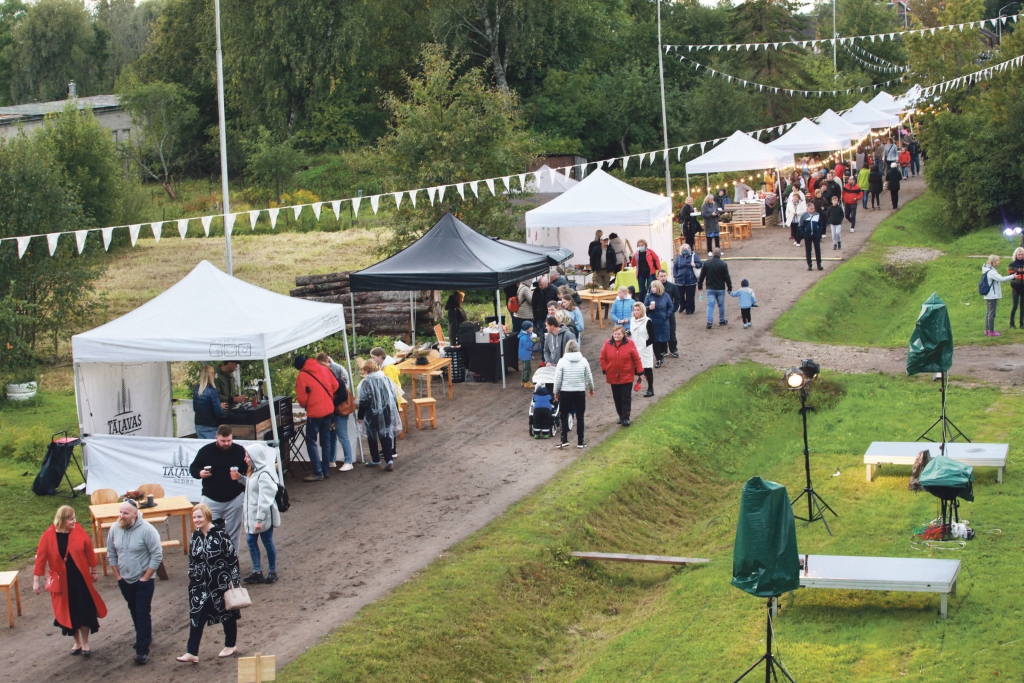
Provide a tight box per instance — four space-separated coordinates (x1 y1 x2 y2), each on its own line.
865 441 1008 483
798 554 960 619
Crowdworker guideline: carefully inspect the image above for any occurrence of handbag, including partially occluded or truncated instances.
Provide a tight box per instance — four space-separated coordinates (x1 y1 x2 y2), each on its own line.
336 384 356 416
224 584 251 610
45 536 71 592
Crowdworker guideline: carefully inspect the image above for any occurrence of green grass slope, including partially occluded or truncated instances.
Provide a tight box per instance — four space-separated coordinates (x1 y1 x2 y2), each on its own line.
279 363 1023 683
774 191 1023 346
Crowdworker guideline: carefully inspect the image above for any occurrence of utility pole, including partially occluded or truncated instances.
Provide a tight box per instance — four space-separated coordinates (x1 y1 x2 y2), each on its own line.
833 0 838 75
214 0 233 275
657 0 673 198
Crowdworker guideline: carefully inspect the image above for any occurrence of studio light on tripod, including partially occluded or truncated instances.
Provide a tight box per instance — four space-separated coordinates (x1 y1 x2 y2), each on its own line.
784 359 836 535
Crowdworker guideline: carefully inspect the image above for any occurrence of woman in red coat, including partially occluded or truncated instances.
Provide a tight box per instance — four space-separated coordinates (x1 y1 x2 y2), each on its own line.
599 325 644 427
33 505 107 656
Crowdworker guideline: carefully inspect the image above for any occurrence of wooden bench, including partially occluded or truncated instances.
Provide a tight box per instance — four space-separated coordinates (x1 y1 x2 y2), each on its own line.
570 552 710 567
95 540 180 580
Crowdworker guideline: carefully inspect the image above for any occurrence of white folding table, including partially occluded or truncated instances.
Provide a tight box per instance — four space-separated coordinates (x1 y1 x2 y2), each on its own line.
798 554 961 619
864 441 1008 483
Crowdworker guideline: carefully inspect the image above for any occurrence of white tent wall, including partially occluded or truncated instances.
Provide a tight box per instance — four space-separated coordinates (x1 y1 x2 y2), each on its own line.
527 215 674 282
77 362 174 438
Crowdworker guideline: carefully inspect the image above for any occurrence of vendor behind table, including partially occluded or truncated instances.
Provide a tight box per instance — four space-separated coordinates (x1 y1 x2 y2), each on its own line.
215 361 248 409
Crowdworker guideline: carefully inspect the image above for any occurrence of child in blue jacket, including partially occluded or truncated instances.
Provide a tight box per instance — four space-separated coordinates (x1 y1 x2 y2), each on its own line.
729 278 758 329
519 320 537 388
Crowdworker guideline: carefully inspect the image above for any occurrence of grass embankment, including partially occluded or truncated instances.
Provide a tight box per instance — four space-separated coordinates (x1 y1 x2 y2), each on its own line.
774 191 1023 346
279 362 1024 683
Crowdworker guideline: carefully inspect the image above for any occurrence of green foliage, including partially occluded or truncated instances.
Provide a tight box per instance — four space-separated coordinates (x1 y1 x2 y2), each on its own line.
37 100 142 227
904 0 985 86
7 0 100 103
0 0 26 106
0 133 103 367
94 0 163 92
244 127 305 199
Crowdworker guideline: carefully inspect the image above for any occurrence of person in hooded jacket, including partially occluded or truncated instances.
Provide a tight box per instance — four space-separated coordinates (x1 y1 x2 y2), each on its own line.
518 320 536 388
643 280 673 367
800 204 825 271
982 254 1016 337
610 286 635 327
672 245 702 315
629 302 656 397
885 162 903 209
240 443 280 586
293 355 339 482
599 326 643 426
357 359 399 470
553 339 594 449
868 166 883 210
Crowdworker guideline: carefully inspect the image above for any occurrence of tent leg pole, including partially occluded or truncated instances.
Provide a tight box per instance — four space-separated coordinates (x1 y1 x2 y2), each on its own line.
339 320 364 463
410 291 416 346
262 358 284 483
686 175 690 197
496 290 506 389
350 291 357 356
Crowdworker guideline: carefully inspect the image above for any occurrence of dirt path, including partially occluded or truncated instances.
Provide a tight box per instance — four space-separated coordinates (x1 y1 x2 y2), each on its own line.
1 177 928 683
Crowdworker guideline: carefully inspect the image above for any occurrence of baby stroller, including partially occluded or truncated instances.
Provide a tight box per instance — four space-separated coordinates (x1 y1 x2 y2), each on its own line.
528 366 571 439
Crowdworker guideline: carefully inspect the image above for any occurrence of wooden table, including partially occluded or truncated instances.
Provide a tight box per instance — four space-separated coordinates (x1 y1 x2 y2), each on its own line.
578 289 619 329
396 357 453 400
89 496 194 555
0 571 21 628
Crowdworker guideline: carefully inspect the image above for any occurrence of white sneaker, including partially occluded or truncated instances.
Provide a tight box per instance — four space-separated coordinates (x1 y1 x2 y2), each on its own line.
339 463 354 472
849 228 855 233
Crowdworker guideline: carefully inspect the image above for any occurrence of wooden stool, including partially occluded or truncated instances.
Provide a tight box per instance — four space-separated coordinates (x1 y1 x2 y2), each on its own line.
719 230 732 249
412 398 437 429
0 571 22 628
398 399 409 439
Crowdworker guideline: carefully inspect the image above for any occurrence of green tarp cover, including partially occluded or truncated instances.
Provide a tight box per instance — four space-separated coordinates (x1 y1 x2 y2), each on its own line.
907 293 954 375
920 456 975 501
731 477 801 597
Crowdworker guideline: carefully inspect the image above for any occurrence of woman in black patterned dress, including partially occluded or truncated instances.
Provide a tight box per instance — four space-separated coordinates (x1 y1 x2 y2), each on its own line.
176 504 241 663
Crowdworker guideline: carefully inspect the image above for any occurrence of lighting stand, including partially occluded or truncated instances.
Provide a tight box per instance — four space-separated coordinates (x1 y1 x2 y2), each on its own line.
917 373 970 452
732 597 796 683
790 387 837 536
938 497 961 541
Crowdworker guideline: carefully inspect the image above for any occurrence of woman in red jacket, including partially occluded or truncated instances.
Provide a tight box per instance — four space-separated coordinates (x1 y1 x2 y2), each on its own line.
599 325 643 427
33 505 107 656
630 240 662 297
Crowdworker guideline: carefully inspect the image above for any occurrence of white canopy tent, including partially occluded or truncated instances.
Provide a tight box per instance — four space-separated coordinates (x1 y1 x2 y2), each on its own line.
525 168 673 273
868 91 904 115
895 85 923 113
842 101 900 129
684 130 795 198
767 118 850 154
816 109 871 142
524 164 580 194
72 260 352 495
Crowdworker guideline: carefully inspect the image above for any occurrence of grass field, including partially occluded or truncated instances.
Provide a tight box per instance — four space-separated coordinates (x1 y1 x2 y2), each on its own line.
277 362 1023 683
773 192 1024 346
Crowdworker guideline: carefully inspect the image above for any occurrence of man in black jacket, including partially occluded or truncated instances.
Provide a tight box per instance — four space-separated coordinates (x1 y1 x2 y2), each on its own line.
189 425 247 548
589 235 617 290
885 162 903 209
697 248 732 330
657 270 680 356
800 204 825 271
532 277 559 347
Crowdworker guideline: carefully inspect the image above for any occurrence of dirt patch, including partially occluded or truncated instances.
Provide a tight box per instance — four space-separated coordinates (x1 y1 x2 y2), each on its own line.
884 247 944 265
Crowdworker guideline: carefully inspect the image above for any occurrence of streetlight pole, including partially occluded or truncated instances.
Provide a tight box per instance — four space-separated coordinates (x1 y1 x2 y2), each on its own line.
657 0 672 198
833 0 838 75
999 3 1020 42
214 0 233 275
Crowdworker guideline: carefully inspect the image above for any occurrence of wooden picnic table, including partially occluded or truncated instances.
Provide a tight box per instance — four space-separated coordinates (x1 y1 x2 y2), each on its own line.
89 496 194 555
578 289 619 329
396 356 453 400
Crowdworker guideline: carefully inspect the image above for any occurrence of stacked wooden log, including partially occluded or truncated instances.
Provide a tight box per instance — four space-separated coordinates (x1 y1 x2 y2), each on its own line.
290 272 441 336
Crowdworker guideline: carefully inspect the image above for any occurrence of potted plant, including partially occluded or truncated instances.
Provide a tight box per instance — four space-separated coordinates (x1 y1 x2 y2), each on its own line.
5 366 38 402
414 349 431 366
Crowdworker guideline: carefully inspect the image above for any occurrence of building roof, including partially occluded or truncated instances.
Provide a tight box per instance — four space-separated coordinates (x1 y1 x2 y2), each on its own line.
0 95 122 126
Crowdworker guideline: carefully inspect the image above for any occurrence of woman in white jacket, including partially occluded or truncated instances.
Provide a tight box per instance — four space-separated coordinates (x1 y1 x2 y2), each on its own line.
241 443 280 585
629 302 656 397
982 254 1015 337
787 189 807 246
553 340 594 449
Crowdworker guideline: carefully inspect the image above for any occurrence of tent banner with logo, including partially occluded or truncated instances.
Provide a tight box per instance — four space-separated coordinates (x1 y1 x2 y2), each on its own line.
83 436 279 500
77 362 173 438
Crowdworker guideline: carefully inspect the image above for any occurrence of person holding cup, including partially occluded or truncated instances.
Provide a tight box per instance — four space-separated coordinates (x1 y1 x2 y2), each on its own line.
189 425 247 551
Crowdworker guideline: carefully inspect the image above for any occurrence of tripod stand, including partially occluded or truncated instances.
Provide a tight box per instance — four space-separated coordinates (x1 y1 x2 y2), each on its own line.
917 373 970 452
732 596 795 683
790 387 837 536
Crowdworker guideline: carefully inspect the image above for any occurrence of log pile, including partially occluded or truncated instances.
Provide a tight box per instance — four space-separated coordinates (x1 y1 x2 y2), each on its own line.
291 272 441 336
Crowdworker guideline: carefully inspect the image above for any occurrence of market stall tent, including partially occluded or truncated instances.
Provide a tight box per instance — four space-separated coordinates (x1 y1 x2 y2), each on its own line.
842 101 900 129
816 109 871 142
868 91 904 115
685 131 795 175
895 85 923 113
71 260 353 495
524 168 673 275
767 118 850 154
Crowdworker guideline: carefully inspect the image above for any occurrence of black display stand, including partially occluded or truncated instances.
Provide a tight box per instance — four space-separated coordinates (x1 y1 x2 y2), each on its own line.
732 597 796 683
790 387 837 536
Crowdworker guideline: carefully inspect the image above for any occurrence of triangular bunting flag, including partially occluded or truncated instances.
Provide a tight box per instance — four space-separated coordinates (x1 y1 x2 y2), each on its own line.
469 181 479 198
427 187 437 205
177 219 189 239
17 235 31 258
370 195 380 214
394 191 404 209
151 222 161 243
269 208 280 229
352 197 361 217
409 189 418 208
47 232 60 256
485 178 495 196
102 228 114 251
128 224 141 246
312 202 323 219
501 176 511 192
201 215 213 236
224 213 236 236
438 185 447 202
292 204 303 220
623 156 630 170
75 229 88 254
517 173 527 190
456 183 465 200
249 209 261 229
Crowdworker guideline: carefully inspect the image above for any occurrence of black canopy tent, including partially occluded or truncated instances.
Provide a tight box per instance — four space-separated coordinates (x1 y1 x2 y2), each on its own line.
349 213 572 387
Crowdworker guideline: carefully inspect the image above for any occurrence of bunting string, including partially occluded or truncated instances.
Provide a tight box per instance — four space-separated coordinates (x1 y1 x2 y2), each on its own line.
847 42 901 67
664 13 1018 53
677 54 908 96
842 43 910 73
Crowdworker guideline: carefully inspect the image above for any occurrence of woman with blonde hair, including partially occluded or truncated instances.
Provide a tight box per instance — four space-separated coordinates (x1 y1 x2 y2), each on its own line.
177 504 241 663
561 293 584 343
193 365 225 439
630 301 656 397
1008 246 1024 329
982 254 1016 337
357 359 398 471
701 194 721 253
33 505 107 656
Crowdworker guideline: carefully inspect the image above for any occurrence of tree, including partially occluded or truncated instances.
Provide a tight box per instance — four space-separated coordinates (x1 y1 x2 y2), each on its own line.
116 75 198 199
95 0 164 91
370 44 540 253
904 0 985 87
37 100 140 227
245 127 304 199
8 0 99 104
0 0 26 106
0 133 102 365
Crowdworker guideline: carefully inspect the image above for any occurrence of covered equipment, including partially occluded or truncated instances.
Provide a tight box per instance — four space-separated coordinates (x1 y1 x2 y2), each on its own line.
731 477 801 598
907 293 953 376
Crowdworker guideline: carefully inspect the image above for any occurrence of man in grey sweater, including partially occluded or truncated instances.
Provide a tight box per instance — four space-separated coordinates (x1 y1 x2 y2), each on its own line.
107 500 163 665
542 316 573 366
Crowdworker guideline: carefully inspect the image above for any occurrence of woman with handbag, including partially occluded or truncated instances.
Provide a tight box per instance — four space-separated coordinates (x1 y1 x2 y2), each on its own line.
32 505 107 656
240 443 280 586
177 504 242 663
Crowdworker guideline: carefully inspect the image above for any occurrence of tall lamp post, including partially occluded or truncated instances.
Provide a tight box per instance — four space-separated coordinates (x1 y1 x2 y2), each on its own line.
785 359 837 536
833 0 838 74
657 0 672 198
999 3 1020 42
214 0 233 275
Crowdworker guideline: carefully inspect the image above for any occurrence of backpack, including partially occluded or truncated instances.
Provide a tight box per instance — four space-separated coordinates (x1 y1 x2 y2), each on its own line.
257 469 290 513
978 270 992 296
507 296 520 313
